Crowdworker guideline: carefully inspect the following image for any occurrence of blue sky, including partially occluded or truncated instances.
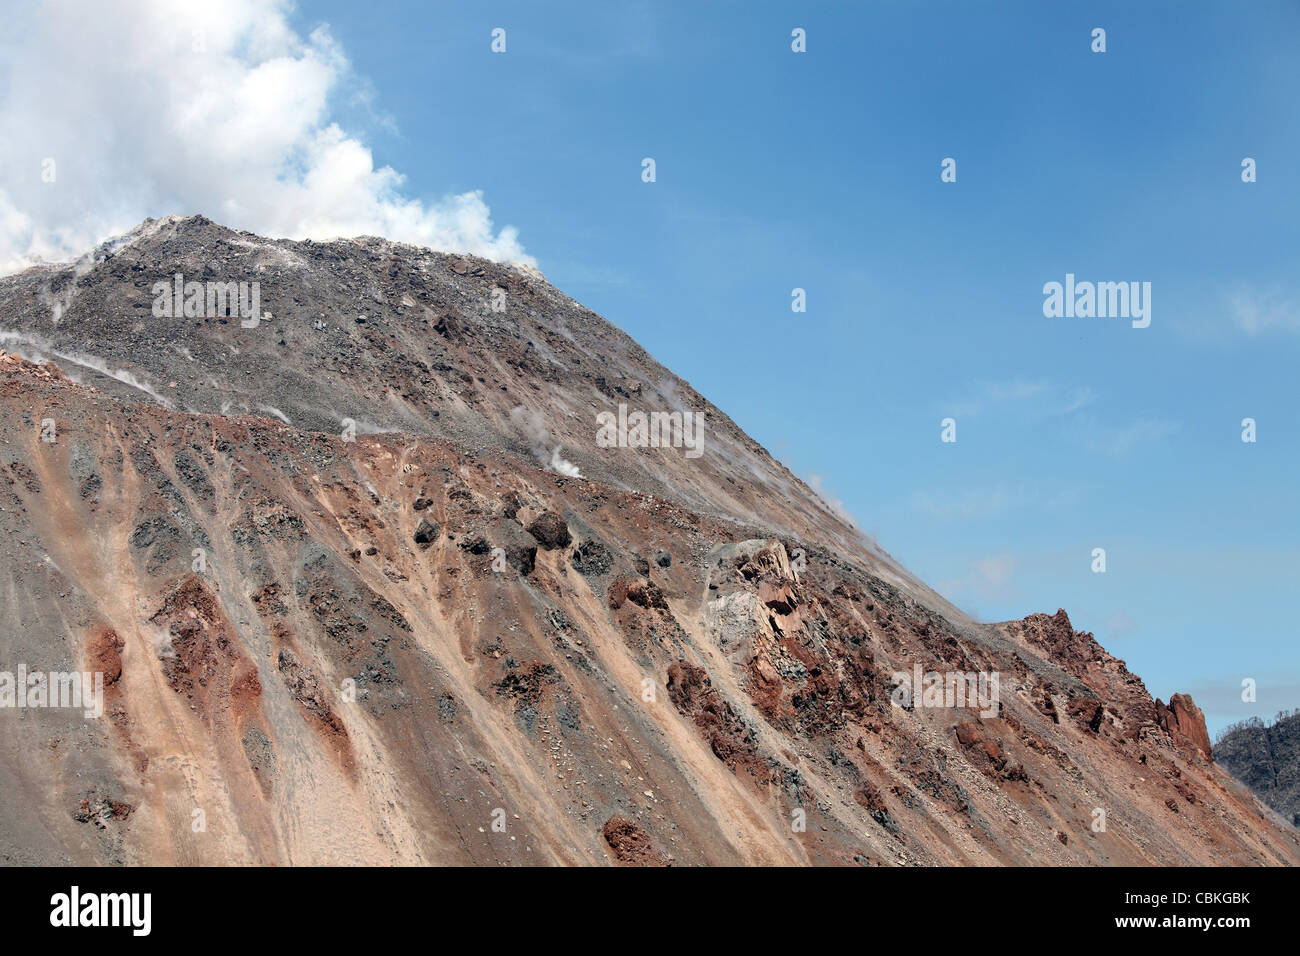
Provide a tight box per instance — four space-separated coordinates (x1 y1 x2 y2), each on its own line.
281 1 1300 736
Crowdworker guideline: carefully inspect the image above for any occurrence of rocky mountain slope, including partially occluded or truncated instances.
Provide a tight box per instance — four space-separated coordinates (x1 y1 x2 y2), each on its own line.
0 216 1295 865
1215 711 1300 828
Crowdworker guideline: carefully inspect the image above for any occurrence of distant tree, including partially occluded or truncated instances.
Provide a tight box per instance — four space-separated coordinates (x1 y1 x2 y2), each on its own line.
1214 716 1265 748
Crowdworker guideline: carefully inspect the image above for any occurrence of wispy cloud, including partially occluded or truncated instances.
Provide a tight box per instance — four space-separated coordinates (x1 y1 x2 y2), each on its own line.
1077 415 1180 457
1097 610 1136 639
1229 286 1300 336
947 379 1095 419
936 553 1019 610
909 480 1083 521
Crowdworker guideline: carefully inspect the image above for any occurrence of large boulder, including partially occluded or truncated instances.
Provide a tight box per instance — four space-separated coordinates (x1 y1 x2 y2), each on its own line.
489 518 538 574
526 511 571 550
413 518 440 550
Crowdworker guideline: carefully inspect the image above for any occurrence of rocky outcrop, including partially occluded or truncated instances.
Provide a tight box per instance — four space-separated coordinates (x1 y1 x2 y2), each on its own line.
1157 693 1214 760
602 815 670 866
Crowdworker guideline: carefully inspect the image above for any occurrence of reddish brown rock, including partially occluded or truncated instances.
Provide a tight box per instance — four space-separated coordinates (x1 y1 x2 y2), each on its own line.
1157 693 1213 761
666 661 771 785
86 626 124 685
759 580 797 615
601 815 670 866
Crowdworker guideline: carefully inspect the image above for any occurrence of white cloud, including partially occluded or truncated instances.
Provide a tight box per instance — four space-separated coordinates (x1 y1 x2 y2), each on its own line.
0 0 532 275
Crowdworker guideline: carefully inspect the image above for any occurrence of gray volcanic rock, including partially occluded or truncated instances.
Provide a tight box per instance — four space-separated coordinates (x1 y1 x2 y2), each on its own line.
0 215 917 594
526 511 571 551
413 518 440 549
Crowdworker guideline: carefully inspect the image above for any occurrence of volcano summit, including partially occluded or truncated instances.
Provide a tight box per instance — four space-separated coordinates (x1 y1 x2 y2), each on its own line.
0 216 1293 866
